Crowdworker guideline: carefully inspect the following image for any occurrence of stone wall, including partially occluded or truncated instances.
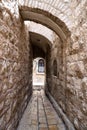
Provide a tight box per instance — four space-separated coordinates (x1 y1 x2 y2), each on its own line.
46 1 87 129
0 1 32 130
46 1 87 130
65 1 87 130
46 33 67 111
1 1 87 130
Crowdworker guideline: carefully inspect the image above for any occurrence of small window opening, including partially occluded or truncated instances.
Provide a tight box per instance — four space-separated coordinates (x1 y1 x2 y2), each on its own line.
53 60 57 76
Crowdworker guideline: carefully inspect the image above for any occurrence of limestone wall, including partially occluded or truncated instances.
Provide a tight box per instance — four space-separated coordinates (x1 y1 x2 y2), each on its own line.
46 33 66 111
0 1 32 130
0 1 87 130
66 1 87 129
46 1 87 130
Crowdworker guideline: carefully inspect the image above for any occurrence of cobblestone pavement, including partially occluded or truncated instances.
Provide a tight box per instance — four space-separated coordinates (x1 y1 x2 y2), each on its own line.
17 88 66 130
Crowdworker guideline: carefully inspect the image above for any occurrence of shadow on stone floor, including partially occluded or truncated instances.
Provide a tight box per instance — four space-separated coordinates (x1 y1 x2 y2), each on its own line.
17 87 66 130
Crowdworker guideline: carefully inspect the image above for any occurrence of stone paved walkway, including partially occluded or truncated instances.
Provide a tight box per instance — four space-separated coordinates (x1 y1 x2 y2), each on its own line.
17 88 66 130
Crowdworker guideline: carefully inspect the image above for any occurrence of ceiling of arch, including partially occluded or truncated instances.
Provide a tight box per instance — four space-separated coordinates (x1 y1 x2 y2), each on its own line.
20 9 67 42
28 21 54 45
30 32 51 54
18 0 73 30
18 0 72 42
26 21 60 58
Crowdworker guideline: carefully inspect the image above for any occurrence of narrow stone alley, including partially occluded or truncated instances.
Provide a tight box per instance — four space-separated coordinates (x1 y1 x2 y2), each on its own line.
17 87 66 130
1 1 87 130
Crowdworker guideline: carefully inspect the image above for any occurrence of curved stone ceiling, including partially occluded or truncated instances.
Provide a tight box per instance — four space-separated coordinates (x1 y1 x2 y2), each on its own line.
26 21 55 45
30 32 51 53
18 0 72 42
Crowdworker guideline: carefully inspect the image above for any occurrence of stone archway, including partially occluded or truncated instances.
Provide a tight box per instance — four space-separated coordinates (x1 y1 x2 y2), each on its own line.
18 3 71 107
1 1 87 130
18 1 71 125
18 0 71 42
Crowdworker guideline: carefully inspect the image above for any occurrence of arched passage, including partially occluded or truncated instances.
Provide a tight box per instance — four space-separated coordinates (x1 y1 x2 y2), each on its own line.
18 2 71 102
30 31 51 88
18 2 71 105
19 1 72 127
0 1 87 130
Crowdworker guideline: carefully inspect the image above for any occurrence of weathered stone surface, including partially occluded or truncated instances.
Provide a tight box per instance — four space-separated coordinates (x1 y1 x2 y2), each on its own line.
45 1 87 129
1 0 87 130
17 89 66 130
46 33 66 112
0 1 32 130
66 1 87 129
